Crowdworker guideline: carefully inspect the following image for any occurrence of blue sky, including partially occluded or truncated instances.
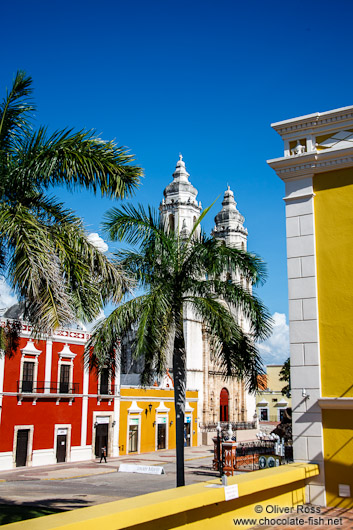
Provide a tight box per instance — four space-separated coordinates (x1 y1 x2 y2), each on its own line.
2 0 353 363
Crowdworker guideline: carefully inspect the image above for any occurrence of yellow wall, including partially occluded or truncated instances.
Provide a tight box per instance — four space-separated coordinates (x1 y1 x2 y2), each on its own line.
119 388 198 454
322 409 353 508
314 168 353 398
267 365 285 392
314 167 353 507
2 463 319 530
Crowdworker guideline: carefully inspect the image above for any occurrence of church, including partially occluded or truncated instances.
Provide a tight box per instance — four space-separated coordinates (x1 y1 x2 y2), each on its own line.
122 155 257 433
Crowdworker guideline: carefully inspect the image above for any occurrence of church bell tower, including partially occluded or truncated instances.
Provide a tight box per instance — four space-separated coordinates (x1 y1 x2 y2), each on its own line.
159 155 202 237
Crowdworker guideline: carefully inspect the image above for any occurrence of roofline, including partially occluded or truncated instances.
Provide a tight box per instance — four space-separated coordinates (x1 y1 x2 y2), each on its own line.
271 105 353 135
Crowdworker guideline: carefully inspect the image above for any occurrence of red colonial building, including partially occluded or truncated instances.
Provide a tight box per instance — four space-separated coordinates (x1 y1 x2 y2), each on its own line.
0 312 200 470
0 317 119 470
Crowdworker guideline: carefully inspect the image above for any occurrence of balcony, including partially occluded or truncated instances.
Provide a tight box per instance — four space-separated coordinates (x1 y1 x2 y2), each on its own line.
17 380 80 404
97 383 117 404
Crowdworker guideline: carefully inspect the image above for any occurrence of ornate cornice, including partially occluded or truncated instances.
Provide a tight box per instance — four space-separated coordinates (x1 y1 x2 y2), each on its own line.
268 146 353 182
272 106 353 137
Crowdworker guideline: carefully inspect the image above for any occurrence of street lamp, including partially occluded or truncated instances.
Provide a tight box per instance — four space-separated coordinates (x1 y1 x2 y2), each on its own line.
216 422 223 477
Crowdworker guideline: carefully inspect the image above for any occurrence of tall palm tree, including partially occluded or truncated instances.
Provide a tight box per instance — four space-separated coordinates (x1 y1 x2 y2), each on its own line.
0 71 143 330
86 204 272 487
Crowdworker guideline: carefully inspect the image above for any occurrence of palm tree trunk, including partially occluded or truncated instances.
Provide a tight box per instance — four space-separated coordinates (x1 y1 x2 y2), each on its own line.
173 314 186 487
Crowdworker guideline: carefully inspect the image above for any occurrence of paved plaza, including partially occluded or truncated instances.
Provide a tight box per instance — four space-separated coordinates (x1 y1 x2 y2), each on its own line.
0 446 219 511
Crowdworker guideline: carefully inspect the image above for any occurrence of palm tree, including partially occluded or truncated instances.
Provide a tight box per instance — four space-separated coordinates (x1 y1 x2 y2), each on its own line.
86 204 272 487
0 71 143 330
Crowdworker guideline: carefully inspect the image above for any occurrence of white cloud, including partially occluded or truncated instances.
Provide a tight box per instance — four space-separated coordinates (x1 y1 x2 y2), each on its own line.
87 232 108 253
0 278 18 313
258 312 289 366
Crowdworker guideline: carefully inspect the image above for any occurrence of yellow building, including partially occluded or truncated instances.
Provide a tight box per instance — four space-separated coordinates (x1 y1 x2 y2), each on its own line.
119 385 198 454
268 105 353 507
256 364 291 422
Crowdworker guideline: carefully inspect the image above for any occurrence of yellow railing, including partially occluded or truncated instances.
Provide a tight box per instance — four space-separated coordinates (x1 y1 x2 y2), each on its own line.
3 463 319 530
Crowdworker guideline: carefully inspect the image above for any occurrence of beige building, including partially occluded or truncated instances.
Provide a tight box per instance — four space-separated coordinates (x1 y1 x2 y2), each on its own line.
256 364 291 423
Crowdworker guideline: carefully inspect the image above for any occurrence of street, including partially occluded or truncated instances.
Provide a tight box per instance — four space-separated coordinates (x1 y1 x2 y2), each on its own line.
0 446 225 511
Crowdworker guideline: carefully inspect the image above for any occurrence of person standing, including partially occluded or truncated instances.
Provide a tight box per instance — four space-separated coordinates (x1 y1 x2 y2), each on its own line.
100 445 107 463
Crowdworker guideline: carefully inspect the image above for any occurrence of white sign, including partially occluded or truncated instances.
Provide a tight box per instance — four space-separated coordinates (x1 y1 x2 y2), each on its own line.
96 416 110 424
57 429 68 435
339 484 351 497
157 416 167 424
119 464 165 475
224 484 239 501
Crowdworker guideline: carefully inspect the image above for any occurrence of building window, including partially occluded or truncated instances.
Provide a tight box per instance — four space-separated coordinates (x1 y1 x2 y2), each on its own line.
99 368 110 395
59 364 71 394
22 362 35 393
57 344 76 394
260 408 268 421
278 408 286 422
169 214 175 232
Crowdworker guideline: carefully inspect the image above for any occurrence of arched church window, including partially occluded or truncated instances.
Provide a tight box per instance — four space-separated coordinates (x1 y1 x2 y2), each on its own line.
220 387 229 422
169 214 174 232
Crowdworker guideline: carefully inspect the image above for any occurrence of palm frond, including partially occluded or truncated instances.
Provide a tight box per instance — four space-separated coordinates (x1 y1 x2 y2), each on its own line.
103 203 162 245
86 295 147 372
0 71 35 153
190 296 264 391
12 127 142 199
184 278 272 340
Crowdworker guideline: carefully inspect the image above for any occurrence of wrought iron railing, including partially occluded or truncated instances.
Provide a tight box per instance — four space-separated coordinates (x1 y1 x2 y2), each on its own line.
97 383 117 396
200 421 256 432
17 381 79 394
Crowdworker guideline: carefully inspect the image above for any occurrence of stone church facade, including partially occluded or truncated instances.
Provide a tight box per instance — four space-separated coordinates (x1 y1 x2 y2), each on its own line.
158 156 256 431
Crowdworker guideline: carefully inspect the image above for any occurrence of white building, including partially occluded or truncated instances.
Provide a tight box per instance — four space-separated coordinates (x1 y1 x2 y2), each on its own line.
158 156 256 438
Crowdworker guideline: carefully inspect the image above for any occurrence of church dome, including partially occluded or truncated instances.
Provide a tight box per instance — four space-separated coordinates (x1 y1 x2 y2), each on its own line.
214 186 245 227
163 155 199 202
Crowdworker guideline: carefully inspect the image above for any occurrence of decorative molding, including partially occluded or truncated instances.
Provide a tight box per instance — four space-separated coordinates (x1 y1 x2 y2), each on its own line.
318 398 353 410
58 343 76 360
271 106 353 136
127 400 144 413
185 401 194 413
21 339 42 357
268 147 353 182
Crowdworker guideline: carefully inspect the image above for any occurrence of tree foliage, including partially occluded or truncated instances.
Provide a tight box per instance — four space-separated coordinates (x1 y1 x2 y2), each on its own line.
0 71 142 330
86 204 272 486
279 357 291 397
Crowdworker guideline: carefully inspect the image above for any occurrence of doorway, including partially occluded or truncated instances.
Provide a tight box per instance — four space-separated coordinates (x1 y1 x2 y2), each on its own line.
56 432 67 463
15 429 29 467
184 421 191 447
95 423 108 457
157 423 166 450
220 387 229 422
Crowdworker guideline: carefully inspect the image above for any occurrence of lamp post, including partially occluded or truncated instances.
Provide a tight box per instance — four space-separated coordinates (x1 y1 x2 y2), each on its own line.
216 421 223 477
